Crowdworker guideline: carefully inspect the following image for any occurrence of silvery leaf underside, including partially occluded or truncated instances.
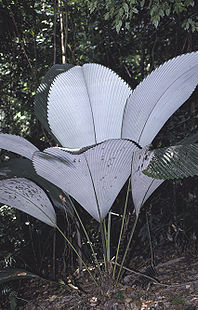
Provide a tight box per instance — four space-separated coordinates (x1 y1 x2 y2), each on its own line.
0 178 56 226
0 134 38 160
47 64 132 149
122 52 198 147
131 148 163 214
35 63 74 133
0 158 73 213
33 139 139 221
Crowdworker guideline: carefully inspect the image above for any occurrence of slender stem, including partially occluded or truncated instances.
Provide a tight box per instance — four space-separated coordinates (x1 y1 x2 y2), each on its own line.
64 2 69 63
107 212 111 263
76 219 83 274
53 0 57 65
112 261 160 284
83 155 107 271
100 220 108 272
113 178 131 279
6 186 98 286
37 206 98 284
52 228 56 280
103 218 110 271
58 0 66 64
66 195 102 274
116 213 140 284
54 221 98 285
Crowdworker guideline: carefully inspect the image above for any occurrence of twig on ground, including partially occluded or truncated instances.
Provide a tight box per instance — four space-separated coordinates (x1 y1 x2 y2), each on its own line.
112 261 198 288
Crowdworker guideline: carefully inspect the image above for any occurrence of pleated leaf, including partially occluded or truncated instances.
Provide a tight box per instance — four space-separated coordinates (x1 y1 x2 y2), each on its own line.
0 178 56 226
143 144 198 180
33 139 138 221
132 130 198 214
35 63 74 132
0 134 38 159
47 64 132 149
122 52 198 147
0 158 73 213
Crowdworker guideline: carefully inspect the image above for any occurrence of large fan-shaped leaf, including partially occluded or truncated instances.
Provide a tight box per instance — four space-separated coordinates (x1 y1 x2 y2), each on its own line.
35 63 74 132
131 131 198 213
0 158 73 213
47 64 132 149
0 134 38 159
122 52 198 147
143 144 198 180
0 178 56 226
33 139 138 221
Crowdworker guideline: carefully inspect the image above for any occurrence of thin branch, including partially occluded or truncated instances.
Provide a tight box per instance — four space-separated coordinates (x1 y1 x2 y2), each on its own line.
6 1 37 81
64 2 69 63
124 64 132 78
58 0 66 64
112 261 160 284
68 13 76 64
53 0 57 65
113 261 198 288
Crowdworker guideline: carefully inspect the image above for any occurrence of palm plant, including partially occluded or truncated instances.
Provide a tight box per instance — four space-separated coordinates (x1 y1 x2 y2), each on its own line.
0 51 198 284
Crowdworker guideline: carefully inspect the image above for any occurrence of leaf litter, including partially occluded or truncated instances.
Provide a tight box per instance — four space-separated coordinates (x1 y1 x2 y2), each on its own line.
1 246 198 309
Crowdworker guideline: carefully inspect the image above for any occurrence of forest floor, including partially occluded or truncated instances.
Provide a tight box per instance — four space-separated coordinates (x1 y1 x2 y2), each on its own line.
1 245 198 310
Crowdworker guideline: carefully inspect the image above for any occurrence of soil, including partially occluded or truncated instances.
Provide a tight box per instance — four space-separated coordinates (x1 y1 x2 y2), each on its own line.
1 247 198 310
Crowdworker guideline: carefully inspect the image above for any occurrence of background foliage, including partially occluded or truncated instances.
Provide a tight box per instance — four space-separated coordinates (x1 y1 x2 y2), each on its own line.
0 0 198 282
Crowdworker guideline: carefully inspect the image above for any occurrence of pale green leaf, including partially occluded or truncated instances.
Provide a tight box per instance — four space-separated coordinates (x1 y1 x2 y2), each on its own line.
116 20 122 33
